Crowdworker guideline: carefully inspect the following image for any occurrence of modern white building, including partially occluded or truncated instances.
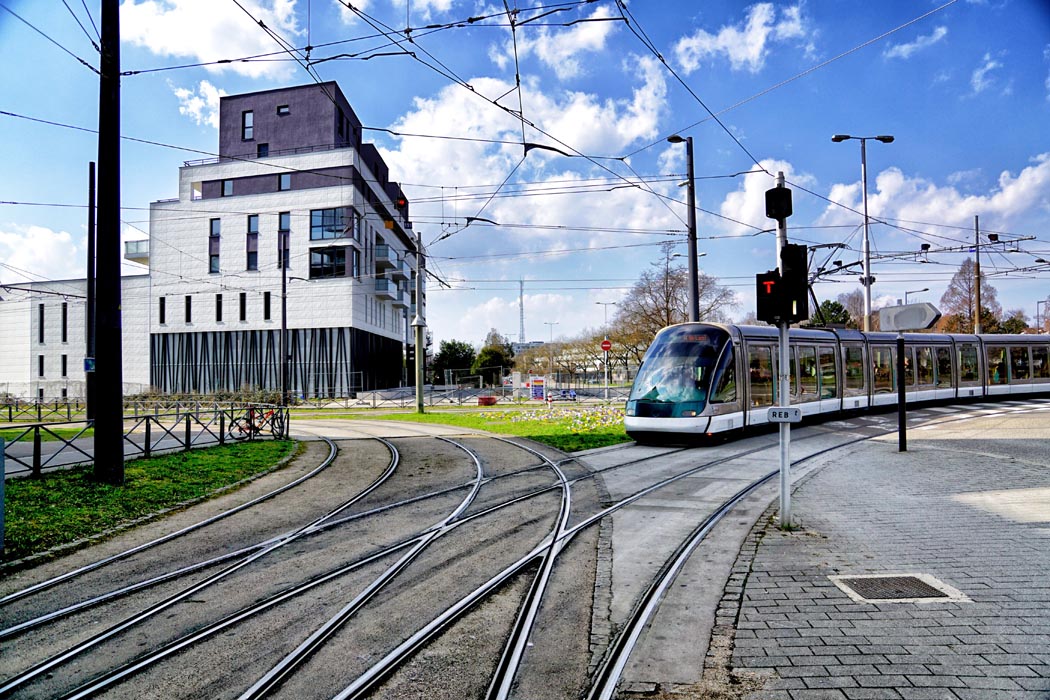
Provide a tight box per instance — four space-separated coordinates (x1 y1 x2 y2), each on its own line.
0 82 422 399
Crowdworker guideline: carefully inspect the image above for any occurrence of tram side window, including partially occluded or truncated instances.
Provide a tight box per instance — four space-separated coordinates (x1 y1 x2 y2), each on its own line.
917 347 934 386
986 346 1007 384
903 347 915 387
748 345 775 407
843 344 865 391
818 347 836 398
959 345 979 383
711 347 737 404
872 346 894 393
798 346 817 399
935 347 952 386
1010 347 1030 381
1034 346 1050 380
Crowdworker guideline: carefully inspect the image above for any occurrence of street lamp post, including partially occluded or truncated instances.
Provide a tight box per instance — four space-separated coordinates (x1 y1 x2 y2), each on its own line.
596 301 616 401
667 135 700 322
904 287 928 305
832 134 894 331
544 321 558 399
1037 299 1049 333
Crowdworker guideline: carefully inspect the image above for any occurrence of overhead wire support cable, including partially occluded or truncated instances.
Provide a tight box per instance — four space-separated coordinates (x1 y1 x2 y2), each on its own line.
0 2 100 75
60 0 101 52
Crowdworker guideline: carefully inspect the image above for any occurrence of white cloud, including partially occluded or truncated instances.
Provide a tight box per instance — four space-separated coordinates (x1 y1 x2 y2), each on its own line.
121 0 301 79
491 4 620 80
970 51 1003 94
169 80 226 128
883 26 948 60
674 3 811 74
0 225 83 283
818 153 1050 233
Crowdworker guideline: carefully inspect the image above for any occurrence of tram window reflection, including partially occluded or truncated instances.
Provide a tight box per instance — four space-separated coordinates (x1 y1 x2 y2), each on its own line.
917 347 934 386
798 346 817 399
872 346 894 393
986 346 1007 385
959 345 979 383
818 346 836 398
711 347 737 403
1033 346 1049 380
748 345 774 407
935 347 952 386
843 344 865 391
1010 347 1030 381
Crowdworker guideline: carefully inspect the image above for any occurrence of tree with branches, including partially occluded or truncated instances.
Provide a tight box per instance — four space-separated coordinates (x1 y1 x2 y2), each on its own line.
937 258 1002 333
614 243 737 339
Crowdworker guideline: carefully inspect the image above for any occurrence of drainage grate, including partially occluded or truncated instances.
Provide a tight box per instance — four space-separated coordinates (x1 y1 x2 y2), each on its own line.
839 575 947 600
829 573 970 603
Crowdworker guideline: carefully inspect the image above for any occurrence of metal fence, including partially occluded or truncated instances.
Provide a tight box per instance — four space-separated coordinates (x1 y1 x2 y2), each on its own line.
296 384 632 410
2 404 289 479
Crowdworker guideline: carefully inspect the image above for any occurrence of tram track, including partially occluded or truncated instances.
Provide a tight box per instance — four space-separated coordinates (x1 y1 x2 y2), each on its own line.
3 401 1043 699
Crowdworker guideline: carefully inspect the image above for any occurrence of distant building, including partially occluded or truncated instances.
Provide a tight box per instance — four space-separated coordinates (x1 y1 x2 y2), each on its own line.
0 82 422 399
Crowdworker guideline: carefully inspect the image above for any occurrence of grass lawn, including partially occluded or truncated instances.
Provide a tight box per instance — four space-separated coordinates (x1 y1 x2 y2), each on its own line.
1 426 95 443
349 405 631 453
2 440 295 563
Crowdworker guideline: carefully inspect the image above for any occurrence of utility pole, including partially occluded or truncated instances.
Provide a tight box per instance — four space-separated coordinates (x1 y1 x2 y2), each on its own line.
85 162 96 420
93 0 123 484
412 229 426 414
280 234 288 406
974 215 982 334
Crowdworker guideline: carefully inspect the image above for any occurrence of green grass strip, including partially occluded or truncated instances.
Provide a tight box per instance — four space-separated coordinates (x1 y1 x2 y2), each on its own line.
2 440 294 563
347 406 631 453
0 427 95 443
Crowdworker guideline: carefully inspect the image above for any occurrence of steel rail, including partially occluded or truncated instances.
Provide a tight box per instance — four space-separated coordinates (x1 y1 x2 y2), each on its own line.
236 435 487 700
0 437 339 605
0 436 402 696
485 438 573 700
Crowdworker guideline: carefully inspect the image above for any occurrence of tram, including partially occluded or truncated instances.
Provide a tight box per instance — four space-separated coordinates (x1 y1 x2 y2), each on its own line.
624 322 1050 444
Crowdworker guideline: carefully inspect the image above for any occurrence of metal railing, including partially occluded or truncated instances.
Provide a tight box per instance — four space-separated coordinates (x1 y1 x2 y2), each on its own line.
183 142 353 167
2 404 289 479
293 385 632 410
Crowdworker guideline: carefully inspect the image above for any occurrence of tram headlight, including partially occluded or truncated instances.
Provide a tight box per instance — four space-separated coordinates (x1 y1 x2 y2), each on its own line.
626 407 636 416
681 410 697 417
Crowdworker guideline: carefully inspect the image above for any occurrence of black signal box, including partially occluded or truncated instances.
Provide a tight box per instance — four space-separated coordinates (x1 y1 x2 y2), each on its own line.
755 244 810 324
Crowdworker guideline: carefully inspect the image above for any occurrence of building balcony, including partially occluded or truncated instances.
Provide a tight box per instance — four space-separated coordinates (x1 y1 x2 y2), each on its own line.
389 258 410 282
375 243 396 271
375 277 397 301
392 291 408 308
124 239 149 265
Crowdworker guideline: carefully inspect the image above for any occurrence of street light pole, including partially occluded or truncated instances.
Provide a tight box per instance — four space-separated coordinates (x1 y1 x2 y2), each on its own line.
832 134 894 331
667 135 700 322
280 243 288 406
904 287 928 305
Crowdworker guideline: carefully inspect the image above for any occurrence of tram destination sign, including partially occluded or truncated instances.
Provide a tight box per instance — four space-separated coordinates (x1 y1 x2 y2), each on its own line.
768 407 802 423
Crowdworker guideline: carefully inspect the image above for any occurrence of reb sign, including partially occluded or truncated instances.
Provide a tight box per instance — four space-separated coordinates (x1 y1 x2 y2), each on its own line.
600 339 612 352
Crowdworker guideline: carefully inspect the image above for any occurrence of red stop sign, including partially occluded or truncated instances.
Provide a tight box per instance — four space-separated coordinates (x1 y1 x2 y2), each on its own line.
601 339 612 352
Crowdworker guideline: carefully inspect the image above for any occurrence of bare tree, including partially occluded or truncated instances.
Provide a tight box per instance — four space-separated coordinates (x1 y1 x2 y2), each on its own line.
836 289 864 329
615 243 737 339
938 258 1001 332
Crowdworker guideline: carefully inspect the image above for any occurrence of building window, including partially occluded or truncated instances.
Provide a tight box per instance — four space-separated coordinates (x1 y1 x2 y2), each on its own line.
277 104 290 116
242 110 253 140
278 211 291 269
278 173 291 191
191 182 203 200
310 247 347 279
222 180 233 197
38 354 44 378
246 214 259 271
257 143 269 158
185 295 192 324
352 248 361 278
264 291 271 320
61 354 68 377
310 207 354 240
216 294 223 322
61 388 68 399
61 302 68 343
38 388 44 401
239 292 247 321
38 303 44 344
209 218 221 273
159 296 166 324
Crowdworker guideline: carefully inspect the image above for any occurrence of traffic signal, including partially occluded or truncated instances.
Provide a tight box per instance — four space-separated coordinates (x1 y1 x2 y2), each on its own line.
755 244 810 324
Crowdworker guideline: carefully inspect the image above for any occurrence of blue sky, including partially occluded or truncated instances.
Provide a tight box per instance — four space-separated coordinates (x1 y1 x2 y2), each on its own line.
1 0 1049 347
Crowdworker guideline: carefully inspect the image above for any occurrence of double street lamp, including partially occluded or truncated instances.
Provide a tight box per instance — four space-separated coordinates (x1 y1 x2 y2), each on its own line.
832 133 894 331
667 134 700 322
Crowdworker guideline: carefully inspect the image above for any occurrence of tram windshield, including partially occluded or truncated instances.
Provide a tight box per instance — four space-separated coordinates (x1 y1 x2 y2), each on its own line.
629 326 730 407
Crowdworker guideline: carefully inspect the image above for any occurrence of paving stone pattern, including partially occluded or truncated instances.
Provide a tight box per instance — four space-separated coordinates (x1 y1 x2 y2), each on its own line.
718 438 1050 700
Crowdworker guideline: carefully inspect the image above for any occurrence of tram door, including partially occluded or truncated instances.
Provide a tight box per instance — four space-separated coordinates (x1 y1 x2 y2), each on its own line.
746 343 776 425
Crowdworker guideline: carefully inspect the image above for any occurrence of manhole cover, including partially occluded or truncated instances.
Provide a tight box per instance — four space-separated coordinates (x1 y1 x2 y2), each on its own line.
829 574 970 603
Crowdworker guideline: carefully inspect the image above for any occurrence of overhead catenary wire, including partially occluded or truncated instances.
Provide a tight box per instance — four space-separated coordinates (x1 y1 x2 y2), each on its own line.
0 1 100 75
